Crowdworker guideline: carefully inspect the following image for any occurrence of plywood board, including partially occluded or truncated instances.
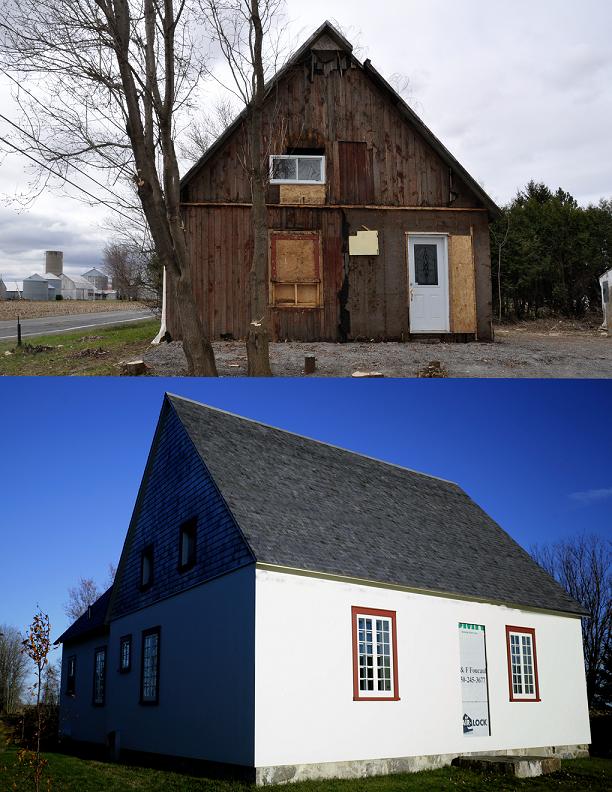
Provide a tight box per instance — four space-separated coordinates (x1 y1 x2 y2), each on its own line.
279 184 326 205
349 230 379 256
273 236 318 281
449 233 477 334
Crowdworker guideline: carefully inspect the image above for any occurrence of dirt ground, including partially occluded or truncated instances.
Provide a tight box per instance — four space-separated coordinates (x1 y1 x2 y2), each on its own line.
0 300 151 321
144 318 612 378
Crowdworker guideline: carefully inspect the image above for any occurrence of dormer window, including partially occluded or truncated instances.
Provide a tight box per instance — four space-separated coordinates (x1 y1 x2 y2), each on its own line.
270 155 325 185
140 545 154 591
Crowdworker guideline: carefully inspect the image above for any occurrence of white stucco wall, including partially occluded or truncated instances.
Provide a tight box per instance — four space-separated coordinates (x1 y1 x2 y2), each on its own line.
253 569 590 769
105 565 256 766
59 633 109 744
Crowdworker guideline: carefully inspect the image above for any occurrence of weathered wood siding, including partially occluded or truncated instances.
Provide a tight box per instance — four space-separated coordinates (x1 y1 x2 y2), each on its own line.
182 60 480 209
172 207 491 342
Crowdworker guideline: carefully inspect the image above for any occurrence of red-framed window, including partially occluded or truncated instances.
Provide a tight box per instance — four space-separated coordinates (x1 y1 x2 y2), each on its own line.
351 606 399 701
505 625 540 702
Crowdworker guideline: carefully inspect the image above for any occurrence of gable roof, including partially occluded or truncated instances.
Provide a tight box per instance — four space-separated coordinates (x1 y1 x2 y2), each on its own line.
55 587 112 645
166 394 584 616
181 20 500 218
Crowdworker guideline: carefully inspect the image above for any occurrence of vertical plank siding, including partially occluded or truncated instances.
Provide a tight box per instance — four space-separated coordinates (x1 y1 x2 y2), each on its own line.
175 44 493 342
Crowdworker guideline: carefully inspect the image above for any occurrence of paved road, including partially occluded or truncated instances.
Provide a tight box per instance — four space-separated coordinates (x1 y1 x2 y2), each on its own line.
0 309 154 341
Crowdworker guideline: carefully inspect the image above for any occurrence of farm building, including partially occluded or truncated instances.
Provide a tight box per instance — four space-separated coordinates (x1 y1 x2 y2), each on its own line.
23 273 54 301
175 21 500 343
0 276 6 300
83 268 109 292
4 281 23 300
57 394 590 783
61 273 95 300
600 267 611 332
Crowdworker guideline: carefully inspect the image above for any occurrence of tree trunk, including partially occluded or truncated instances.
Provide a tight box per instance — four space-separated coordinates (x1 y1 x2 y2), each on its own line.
172 267 218 376
246 0 272 377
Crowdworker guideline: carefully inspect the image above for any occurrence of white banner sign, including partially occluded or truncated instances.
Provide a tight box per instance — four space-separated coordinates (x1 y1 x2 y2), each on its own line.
458 623 491 737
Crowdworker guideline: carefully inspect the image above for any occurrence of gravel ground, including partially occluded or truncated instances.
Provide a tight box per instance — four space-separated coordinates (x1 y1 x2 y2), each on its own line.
0 300 151 321
144 325 612 378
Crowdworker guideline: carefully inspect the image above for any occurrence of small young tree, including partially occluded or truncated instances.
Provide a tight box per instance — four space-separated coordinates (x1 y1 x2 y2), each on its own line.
21 611 52 792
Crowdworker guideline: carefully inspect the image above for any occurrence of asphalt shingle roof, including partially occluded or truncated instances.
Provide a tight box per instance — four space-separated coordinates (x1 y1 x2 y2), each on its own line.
168 395 585 616
55 587 112 645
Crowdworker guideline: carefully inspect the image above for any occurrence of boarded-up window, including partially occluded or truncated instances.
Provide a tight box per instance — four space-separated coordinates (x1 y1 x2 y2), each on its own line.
449 232 477 334
338 142 374 204
270 232 321 308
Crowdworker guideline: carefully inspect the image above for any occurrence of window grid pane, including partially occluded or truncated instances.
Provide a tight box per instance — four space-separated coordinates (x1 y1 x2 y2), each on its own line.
510 634 523 694
521 635 535 695
94 650 105 704
142 633 158 701
121 639 131 670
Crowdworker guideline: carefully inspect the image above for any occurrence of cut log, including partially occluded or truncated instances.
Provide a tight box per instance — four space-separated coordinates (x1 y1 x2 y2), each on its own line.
120 359 147 376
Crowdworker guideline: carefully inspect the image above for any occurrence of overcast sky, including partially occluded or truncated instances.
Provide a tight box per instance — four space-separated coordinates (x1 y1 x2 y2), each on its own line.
0 0 610 280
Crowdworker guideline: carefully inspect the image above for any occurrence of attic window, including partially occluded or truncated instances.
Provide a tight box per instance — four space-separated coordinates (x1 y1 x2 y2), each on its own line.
178 518 197 572
140 545 154 591
506 626 540 701
270 155 325 184
351 607 399 701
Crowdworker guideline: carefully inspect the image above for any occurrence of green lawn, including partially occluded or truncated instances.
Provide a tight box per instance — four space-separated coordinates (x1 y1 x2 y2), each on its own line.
0 319 159 375
0 750 609 792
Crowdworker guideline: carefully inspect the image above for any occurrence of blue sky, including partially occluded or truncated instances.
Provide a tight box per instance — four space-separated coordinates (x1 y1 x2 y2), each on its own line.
0 378 610 647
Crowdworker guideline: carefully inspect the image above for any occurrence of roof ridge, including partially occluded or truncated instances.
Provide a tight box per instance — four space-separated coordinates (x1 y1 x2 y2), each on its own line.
165 392 460 488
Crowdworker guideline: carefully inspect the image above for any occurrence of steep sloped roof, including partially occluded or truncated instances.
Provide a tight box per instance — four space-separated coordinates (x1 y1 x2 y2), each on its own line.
167 394 584 616
181 20 500 217
55 587 112 645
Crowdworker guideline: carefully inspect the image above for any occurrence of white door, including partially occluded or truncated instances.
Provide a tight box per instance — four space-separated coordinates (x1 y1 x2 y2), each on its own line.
407 235 449 333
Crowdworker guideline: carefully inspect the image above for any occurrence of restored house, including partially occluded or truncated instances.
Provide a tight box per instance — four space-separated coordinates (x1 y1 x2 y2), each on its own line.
175 22 500 343
57 394 590 783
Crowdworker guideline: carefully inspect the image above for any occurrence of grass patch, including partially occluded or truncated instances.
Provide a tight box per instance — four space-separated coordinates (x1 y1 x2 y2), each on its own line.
0 750 609 792
0 319 159 376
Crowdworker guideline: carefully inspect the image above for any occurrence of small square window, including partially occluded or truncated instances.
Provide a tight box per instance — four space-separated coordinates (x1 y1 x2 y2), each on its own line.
178 518 197 572
140 545 154 590
66 655 76 696
119 635 132 673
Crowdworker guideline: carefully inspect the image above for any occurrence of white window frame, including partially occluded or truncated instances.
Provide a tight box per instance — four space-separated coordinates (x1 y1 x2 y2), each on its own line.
506 626 539 701
269 154 326 185
352 607 398 701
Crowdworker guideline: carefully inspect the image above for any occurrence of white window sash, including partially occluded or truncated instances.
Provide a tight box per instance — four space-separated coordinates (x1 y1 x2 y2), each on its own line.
509 631 537 700
355 613 395 698
269 154 326 185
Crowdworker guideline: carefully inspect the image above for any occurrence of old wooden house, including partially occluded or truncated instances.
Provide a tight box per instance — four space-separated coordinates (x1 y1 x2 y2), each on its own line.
177 21 501 343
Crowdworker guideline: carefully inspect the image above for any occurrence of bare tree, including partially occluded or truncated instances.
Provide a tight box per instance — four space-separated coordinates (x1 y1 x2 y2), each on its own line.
531 534 611 707
102 240 160 301
202 0 288 376
64 578 101 622
0 0 218 375
41 661 60 707
0 626 28 715
179 97 238 163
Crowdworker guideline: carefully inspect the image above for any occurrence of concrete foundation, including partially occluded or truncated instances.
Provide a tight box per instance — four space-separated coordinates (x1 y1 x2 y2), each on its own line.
254 744 589 785
453 754 561 778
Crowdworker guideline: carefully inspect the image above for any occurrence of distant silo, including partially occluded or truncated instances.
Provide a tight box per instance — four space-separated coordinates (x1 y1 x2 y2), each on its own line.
23 273 50 301
45 250 64 276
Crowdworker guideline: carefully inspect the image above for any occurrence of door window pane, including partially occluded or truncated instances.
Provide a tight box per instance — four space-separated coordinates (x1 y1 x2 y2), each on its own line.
414 244 438 285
